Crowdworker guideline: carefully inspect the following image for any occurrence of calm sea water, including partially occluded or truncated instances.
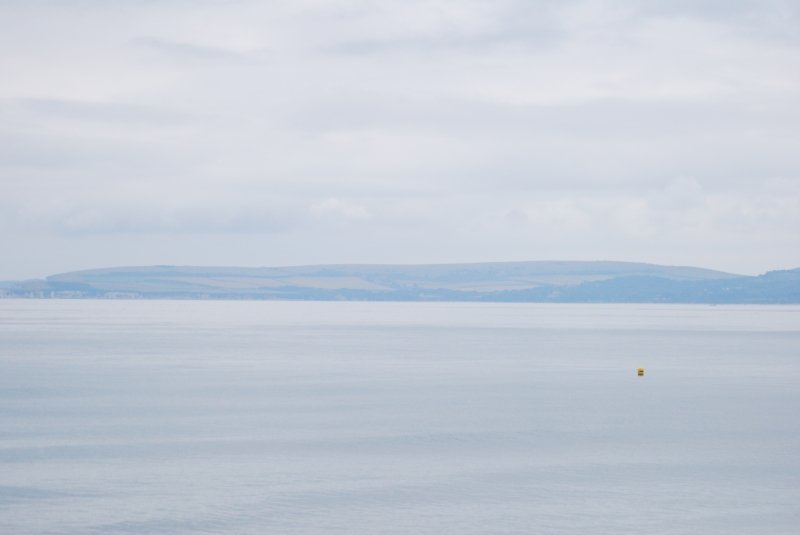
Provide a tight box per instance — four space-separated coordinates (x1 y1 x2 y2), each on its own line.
1 301 799 534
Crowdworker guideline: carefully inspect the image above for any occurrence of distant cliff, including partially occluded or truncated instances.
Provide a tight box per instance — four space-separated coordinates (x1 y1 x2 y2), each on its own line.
3 261 799 303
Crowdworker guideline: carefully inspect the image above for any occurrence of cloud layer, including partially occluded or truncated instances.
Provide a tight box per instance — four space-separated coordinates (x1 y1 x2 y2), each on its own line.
2 0 799 278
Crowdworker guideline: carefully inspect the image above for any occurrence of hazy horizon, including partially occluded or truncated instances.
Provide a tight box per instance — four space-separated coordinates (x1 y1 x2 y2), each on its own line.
2 258 758 282
4 258 796 285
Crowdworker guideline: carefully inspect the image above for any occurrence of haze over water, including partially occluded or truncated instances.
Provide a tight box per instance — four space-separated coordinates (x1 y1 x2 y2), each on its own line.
1 301 799 534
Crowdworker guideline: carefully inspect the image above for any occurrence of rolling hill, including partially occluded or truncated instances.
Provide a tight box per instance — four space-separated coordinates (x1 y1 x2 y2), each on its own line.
4 261 799 303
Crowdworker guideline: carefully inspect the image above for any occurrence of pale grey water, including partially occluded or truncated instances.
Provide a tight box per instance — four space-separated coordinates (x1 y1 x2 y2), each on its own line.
1 301 799 534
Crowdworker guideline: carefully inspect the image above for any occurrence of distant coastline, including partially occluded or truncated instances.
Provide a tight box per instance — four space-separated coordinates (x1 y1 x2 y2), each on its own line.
2 261 799 304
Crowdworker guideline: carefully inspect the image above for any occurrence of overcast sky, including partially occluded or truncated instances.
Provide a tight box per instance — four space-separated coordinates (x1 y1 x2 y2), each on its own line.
2 0 799 279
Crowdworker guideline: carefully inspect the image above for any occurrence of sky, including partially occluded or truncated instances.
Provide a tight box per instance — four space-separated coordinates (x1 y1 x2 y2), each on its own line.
2 0 799 279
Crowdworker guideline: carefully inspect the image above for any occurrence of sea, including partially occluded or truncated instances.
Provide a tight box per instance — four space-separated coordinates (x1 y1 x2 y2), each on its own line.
1 300 799 534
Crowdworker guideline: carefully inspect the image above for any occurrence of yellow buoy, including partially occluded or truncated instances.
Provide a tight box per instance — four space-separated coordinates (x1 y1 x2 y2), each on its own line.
638 368 644 376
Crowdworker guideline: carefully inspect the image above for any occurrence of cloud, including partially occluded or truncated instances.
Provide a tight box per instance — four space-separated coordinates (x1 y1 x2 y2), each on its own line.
311 198 371 221
12 98 198 126
650 177 706 212
131 36 261 65
0 0 799 278
15 200 297 235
